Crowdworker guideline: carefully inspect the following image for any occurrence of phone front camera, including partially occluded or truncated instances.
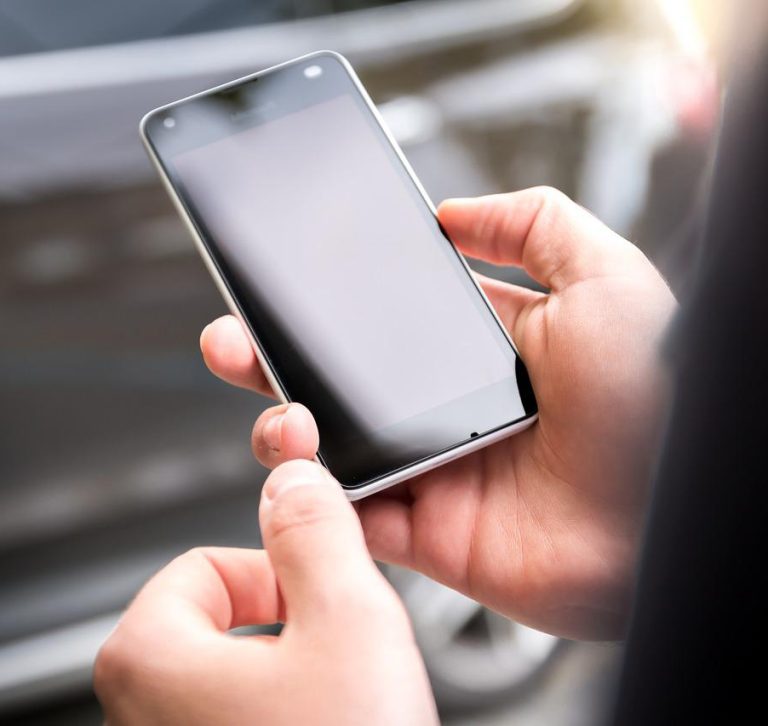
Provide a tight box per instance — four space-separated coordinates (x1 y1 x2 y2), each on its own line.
163 116 176 129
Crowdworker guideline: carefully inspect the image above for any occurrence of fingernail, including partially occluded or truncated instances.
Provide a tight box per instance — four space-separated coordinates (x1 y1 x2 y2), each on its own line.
263 461 331 503
263 412 284 451
442 197 473 207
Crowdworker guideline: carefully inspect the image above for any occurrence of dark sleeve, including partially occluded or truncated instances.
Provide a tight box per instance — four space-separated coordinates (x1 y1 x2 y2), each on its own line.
609 20 768 726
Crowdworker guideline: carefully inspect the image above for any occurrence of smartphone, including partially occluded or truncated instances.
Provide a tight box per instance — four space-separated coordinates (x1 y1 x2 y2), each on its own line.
140 51 537 500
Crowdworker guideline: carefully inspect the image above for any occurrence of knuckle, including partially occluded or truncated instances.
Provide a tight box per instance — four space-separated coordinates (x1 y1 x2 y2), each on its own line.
175 546 213 567
266 485 339 540
529 186 571 228
265 459 331 497
94 620 190 703
532 184 565 200
93 629 136 699
307 567 411 633
531 185 568 208
168 547 232 592
348 578 414 635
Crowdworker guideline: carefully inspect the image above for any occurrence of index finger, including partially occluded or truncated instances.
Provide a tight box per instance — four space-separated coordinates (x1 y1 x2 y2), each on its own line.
122 547 284 636
200 316 274 397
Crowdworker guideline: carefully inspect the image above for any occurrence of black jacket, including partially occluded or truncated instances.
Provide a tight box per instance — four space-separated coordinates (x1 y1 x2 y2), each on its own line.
611 13 768 726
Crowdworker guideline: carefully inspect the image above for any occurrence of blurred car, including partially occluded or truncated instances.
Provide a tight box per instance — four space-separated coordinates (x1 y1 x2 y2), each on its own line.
0 0 709 722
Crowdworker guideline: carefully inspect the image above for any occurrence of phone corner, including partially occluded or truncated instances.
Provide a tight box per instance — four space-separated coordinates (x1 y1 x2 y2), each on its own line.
341 486 368 502
522 411 539 429
311 49 352 69
138 107 159 144
341 479 397 502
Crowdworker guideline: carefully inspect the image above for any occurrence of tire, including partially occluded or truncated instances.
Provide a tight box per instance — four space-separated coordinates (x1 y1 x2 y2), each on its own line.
385 567 564 715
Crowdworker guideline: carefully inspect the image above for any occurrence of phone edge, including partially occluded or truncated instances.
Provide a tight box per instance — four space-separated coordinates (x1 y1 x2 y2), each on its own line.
139 49 538 500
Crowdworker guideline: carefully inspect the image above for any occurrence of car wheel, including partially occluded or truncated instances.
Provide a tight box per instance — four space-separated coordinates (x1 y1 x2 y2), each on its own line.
386 567 564 715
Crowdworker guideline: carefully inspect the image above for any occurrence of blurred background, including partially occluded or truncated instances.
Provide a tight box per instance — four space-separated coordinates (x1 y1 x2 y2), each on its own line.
0 0 723 723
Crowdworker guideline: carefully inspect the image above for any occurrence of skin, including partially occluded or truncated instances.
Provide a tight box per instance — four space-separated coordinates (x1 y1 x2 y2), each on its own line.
199 188 677 640
96 187 676 723
94 461 438 725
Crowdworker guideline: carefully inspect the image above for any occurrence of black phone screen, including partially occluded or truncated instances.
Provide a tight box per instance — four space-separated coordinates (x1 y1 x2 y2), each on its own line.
143 53 536 488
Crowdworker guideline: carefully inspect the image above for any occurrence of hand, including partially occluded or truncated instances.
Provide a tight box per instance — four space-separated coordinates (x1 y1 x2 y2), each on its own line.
94 460 437 725
200 187 677 640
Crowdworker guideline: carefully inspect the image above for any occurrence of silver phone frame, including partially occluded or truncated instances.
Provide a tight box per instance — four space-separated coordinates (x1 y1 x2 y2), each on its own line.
139 50 537 501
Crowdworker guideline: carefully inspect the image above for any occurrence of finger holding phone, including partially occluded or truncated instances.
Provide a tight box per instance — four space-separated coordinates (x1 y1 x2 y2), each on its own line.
140 50 676 639
203 187 676 640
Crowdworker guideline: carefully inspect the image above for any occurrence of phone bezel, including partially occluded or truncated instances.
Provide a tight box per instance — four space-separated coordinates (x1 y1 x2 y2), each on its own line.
140 50 538 500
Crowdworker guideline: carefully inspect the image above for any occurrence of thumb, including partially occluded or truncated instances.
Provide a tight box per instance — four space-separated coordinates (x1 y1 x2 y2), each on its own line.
439 187 643 292
259 460 392 625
